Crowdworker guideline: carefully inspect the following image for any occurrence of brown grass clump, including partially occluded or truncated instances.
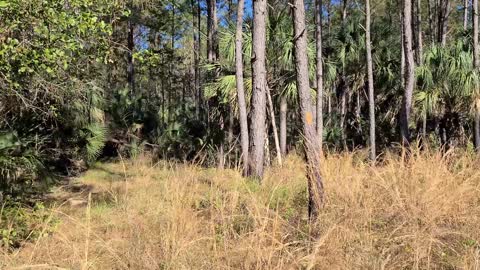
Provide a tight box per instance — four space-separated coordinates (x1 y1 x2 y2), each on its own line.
1 150 480 269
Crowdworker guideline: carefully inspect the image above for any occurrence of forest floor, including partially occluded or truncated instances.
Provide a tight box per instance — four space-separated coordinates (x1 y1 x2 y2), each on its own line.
1 150 480 269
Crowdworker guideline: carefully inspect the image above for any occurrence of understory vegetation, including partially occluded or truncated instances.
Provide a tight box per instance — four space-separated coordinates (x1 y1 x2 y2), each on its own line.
3 0 480 268
2 150 480 269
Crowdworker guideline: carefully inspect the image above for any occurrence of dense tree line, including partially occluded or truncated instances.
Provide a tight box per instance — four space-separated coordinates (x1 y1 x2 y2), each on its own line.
1 0 480 214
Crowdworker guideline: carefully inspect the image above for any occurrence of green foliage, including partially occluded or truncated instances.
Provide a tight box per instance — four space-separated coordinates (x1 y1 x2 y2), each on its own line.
0 0 125 194
0 201 57 249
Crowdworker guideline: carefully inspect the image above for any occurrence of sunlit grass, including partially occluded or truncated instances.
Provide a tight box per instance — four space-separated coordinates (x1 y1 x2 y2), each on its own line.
2 149 480 269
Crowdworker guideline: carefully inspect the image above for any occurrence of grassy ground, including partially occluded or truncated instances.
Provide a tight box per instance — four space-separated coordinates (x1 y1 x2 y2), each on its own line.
1 150 480 269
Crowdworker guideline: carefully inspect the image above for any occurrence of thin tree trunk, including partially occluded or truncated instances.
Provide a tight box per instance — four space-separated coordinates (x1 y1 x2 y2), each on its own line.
340 92 347 148
207 0 219 63
280 96 287 156
340 0 348 149
192 0 201 119
315 0 324 152
400 0 415 144
438 0 450 46
127 20 135 95
207 0 224 168
473 0 480 151
248 0 268 179
235 0 249 175
465 0 469 31
365 0 376 161
267 87 282 166
291 0 324 219
415 0 423 65
427 0 436 43
401 9 405 88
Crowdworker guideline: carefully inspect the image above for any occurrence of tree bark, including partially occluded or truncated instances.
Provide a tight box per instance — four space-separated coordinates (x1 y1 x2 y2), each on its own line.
473 0 480 151
267 87 282 166
438 0 450 46
280 96 287 156
235 0 249 175
427 0 436 43
315 0 324 153
248 0 268 179
365 0 376 161
192 0 201 120
400 0 415 144
127 20 135 95
415 0 423 65
207 0 219 63
291 0 324 219
465 0 469 31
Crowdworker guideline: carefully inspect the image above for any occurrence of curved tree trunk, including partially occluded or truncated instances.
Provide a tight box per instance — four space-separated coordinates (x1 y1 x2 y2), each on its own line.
248 0 268 179
365 0 376 161
400 0 415 144
315 0 324 153
291 0 324 219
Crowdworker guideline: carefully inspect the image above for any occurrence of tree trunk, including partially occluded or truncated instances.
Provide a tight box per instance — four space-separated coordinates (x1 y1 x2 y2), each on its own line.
365 0 376 161
192 0 201 120
415 0 423 65
291 0 324 219
207 0 224 168
127 20 135 95
340 0 348 149
280 96 287 156
400 0 415 144
235 0 249 175
465 0 469 31
248 0 268 179
267 87 282 166
207 0 219 63
427 0 436 43
438 0 450 46
315 0 324 153
473 0 480 151
401 9 405 88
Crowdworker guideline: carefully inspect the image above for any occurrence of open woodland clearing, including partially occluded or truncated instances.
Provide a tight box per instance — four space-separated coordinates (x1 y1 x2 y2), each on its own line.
3 0 480 268
2 150 480 269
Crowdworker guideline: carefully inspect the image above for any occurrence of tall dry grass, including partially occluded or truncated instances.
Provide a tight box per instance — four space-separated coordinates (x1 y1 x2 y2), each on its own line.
1 149 480 269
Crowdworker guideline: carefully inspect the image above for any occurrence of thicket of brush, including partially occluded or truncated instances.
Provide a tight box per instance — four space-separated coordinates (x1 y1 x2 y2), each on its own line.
1 149 479 269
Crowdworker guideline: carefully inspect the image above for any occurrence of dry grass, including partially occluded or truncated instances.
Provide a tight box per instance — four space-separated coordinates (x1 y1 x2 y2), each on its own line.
1 150 480 269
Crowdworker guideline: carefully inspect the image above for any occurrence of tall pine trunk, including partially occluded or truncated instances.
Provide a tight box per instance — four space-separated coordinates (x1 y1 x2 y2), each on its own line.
315 0 324 152
291 0 324 219
400 0 415 144
438 0 450 46
192 0 202 120
248 0 268 179
365 0 376 161
473 0 480 151
207 0 224 168
235 0 249 175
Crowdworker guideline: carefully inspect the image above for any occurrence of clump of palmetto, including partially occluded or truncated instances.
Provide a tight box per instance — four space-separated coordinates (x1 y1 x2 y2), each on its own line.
2 149 480 269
